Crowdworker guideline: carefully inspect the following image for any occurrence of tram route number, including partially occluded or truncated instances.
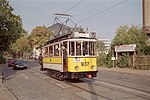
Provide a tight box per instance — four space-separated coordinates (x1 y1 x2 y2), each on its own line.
81 62 89 66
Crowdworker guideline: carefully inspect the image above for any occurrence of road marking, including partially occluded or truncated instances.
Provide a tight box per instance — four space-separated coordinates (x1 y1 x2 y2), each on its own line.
34 73 39 76
95 80 150 97
55 83 65 89
20 73 29 80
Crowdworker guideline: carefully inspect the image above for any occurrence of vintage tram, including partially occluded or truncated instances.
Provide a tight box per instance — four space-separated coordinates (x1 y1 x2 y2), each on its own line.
42 29 98 80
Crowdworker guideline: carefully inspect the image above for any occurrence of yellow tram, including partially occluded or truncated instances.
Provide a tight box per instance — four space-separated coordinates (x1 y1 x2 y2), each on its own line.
42 29 98 80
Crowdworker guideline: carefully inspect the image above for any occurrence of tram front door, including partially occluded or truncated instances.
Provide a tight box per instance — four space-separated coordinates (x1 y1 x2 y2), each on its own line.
62 47 68 72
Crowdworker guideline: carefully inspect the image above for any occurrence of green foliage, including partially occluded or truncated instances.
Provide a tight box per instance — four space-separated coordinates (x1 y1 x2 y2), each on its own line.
97 54 107 67
29 26 53 49
12 37 31 52
140 45 150 55
112 25 148 53
116 53 129 68
106 52 113 68
97 50 113 67
97 41 105 54
97 40 107 67
0 55 6 64
0 0 22 51
10 36 31 58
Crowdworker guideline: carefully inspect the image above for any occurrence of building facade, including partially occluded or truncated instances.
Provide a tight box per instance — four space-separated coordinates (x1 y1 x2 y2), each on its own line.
143 0 150 35
97 38 110 55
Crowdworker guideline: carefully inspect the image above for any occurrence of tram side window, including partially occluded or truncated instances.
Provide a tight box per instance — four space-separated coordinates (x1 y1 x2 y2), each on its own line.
83 41 89 56
62 41 68 57
63 42 67 49
76 42 81 56
62 42 67 54
44 47 48 57
69 41 75 56
49 46 53 57
54 44 59 56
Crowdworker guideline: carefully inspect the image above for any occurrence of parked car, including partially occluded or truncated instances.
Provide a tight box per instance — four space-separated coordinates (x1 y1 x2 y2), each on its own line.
8 59 14 67
13 60 27 70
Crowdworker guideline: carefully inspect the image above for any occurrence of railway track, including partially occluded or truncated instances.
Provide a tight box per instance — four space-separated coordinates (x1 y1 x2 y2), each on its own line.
27 67 150 100
82 78 150 100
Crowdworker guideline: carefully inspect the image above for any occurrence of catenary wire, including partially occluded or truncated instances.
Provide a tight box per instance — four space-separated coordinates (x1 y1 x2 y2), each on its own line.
46 0 84 26
77 0 129 24
64 0 84 13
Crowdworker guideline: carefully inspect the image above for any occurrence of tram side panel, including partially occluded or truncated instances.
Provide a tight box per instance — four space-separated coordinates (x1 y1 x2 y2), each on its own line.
43 57 63 72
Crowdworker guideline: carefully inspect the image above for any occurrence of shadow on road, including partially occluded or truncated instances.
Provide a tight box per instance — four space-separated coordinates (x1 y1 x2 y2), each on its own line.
88 81 99 100
65 78 84 83
65 78 99 100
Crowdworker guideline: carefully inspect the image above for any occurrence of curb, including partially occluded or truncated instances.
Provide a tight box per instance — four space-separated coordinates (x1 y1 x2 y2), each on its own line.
0 65 3 83
98 67 150 77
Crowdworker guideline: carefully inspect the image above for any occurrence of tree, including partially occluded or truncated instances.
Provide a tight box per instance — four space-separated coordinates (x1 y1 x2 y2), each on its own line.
29 26 53 49
97 41 105 55
112 25 149 54
9 29 31 58
96 40 110 67
0 0 22 53
10 36 31 58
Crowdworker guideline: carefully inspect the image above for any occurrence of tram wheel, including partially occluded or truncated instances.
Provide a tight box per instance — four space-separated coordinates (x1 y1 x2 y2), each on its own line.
58 73 64 81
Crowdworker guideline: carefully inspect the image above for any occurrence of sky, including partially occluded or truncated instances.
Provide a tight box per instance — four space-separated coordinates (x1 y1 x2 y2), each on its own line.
8 0 142 41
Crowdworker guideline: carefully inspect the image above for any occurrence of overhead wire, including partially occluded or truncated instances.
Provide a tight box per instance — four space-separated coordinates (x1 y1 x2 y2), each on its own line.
64 0 84 13
46 0 84 27
77 0 129 24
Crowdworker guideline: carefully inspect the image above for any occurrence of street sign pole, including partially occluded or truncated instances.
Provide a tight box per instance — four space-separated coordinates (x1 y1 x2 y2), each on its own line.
111 57 115 68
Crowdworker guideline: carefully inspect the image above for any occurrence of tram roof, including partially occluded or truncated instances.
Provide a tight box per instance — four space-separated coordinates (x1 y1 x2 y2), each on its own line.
47 31 96 44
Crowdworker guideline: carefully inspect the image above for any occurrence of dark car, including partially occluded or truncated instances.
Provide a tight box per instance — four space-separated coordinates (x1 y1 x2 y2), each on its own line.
8 59 14 67
13 60 27 70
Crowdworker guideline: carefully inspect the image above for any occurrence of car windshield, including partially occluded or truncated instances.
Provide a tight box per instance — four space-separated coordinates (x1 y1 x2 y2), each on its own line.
15 60 26 64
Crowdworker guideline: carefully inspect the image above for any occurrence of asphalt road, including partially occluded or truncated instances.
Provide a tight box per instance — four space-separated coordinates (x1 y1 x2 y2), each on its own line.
2 61 150 100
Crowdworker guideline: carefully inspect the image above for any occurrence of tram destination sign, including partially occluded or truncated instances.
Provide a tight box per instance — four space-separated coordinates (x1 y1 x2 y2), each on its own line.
74 32 89 38
115 44 136 52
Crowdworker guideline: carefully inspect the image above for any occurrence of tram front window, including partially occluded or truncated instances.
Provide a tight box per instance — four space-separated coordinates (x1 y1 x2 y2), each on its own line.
69 41 96 56
83 41 88 56
89 42 95 56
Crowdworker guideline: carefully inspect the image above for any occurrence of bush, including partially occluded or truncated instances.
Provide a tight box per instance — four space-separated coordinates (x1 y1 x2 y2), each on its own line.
97 52 112 67
97 55 107 67
0 55 6 64
116 53 129 68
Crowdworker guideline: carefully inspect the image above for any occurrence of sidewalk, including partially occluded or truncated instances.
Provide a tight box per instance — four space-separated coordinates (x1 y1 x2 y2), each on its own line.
98 67 150 77
0 64 17 100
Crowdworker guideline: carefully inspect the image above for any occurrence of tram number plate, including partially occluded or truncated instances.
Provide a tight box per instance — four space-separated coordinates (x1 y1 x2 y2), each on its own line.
81 62 89 66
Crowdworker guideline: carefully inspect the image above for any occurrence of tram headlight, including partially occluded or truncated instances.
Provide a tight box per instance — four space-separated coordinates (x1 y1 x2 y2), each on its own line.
75 66 79 71
91 65 95 70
